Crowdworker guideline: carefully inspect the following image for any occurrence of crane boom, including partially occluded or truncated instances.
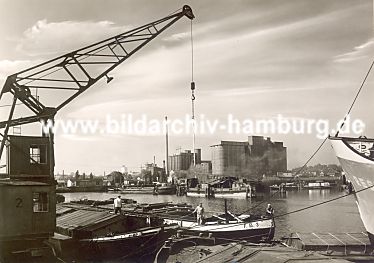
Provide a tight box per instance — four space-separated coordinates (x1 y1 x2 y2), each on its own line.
0 5 194 159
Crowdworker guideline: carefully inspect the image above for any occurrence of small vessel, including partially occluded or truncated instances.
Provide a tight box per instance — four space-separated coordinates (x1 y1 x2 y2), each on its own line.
121 186 155 194
303 181 331 189
77 225 177 261
283 182 299 190
162 207 274 242
53 202 177 261
186 178 253 198
269 184 280 191
154 183 177 195
329 136 374 243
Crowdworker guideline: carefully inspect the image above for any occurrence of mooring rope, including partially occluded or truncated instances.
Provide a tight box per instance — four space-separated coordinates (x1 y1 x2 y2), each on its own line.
335 59 374 137
273 184 374 219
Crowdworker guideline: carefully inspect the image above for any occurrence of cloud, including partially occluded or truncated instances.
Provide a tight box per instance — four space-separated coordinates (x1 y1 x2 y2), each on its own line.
2 0 372 174
163 32 190 42
334 38 374 63
207 85 340 97
16 19 132 57
0 59 33 81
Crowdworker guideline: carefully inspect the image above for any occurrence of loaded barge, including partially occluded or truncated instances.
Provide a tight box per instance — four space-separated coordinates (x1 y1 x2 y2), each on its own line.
50 201 177 262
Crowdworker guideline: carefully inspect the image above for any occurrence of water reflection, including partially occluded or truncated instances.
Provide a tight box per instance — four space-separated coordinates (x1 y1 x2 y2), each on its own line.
308 189 330 200
62 189 365 238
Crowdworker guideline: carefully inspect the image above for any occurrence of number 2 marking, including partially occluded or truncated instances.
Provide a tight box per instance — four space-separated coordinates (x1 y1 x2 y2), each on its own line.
16 198 23 208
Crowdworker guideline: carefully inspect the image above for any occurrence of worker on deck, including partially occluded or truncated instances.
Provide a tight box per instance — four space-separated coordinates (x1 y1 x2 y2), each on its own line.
193 203 204 225
114 195 122 214
266 203 274 217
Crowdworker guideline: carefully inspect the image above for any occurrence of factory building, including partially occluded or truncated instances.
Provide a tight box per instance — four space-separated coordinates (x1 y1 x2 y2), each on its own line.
211 136 287 179
168 149 201 171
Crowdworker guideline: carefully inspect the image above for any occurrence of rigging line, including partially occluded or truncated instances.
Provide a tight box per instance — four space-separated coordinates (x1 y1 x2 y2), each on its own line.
238 58 374 221
273 184 374 219
241 137 328 216
0 103 23 108
170 184 374 234
240 56 374 217
335 59 374 137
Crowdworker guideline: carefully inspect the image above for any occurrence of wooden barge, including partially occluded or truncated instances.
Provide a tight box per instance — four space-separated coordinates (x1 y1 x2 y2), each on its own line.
50 202 177 262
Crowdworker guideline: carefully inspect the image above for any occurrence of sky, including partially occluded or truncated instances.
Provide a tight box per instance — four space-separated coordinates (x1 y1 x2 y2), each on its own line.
1 0 374 175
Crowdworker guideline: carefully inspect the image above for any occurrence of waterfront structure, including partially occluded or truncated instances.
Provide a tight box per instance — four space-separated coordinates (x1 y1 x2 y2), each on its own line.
107 171 124 187
143 163 166 184
67 178 103 188
211 136 287 179
196 161 212 174
168 149 202 171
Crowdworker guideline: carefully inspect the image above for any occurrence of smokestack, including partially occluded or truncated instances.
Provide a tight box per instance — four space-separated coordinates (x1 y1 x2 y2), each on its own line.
165 116 169 176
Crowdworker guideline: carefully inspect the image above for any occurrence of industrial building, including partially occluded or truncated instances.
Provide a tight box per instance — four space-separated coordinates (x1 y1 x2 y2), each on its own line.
211 136 287 178
168 149 202 172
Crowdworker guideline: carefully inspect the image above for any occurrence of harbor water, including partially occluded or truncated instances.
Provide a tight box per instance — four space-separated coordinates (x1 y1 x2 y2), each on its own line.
62 189 365 239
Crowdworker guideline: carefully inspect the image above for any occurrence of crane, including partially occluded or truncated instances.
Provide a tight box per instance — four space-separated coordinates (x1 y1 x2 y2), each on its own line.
0 5 195 167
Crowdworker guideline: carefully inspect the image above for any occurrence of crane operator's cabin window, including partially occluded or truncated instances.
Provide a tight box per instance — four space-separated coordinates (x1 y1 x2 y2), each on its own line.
30 145 47 164
33 192 49 212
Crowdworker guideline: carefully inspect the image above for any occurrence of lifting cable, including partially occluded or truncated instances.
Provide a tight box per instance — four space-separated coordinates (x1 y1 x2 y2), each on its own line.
191 19 194 85
190 18 196 165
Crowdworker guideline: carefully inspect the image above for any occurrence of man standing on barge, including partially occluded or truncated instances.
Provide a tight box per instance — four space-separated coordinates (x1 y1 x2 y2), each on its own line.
194 203 204 225
114 195 122 214
266 203 274 217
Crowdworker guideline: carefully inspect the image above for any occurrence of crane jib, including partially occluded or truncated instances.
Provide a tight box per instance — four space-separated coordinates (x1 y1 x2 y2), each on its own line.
0 5 194 160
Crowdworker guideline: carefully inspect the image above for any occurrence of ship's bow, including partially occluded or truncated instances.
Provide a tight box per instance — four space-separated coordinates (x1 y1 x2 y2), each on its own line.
329 136 374 243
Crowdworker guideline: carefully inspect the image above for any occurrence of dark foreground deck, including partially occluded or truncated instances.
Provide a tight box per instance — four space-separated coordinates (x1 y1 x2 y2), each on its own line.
283 232 373 256
155 232 374 263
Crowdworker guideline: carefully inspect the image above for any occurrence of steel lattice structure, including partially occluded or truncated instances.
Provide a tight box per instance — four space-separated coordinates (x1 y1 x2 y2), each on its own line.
0 5 194 160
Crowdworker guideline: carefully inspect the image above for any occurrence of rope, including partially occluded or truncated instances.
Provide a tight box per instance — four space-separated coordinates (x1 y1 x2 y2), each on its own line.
164 184 373 235
273 184 374 219
240 58 374 215
113 184 374 259
240 137 328 216
0 103 23 108
335 59 374 136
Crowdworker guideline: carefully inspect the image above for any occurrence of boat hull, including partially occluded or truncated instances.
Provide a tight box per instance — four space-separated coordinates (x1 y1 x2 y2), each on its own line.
164 218 274 242
76 227 175 261
186 188 250 198
155 186 176 195
330 137 374 240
